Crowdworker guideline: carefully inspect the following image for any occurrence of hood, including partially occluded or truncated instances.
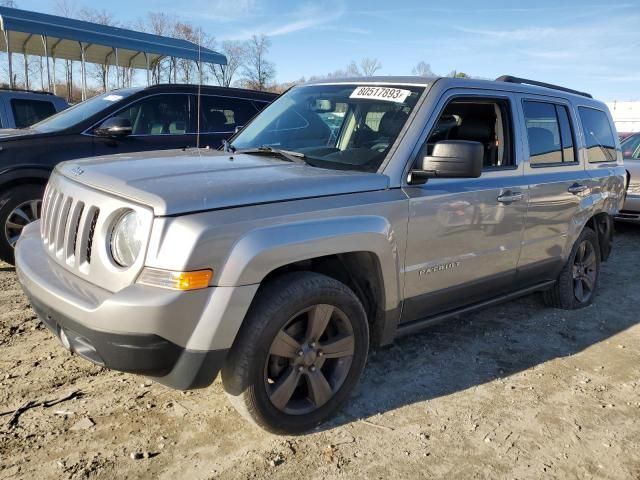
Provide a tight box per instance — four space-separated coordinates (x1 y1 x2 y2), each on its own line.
0 128 38 139
57 149 390 216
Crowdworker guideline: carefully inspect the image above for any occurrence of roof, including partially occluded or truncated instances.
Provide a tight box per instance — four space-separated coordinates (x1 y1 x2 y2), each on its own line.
305 75 602 104
0 6 226 68
143 84 279 99
304 76 435 87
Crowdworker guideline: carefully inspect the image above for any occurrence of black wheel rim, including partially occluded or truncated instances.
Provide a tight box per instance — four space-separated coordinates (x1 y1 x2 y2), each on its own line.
264 304 355 415
4 199 41 248
572 240 597 303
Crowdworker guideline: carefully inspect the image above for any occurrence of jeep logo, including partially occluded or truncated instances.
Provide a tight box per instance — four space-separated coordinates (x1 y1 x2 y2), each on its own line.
419 261 461 276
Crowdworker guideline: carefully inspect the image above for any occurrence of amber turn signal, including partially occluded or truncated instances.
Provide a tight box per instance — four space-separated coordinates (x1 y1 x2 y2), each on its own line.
137 268 213 291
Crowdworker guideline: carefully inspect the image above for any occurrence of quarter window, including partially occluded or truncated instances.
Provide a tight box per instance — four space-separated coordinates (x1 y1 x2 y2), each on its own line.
11 99 57 128
523 101 576 165
578 107 617 163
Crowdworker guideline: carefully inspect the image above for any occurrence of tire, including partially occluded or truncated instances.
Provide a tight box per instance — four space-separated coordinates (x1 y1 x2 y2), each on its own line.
222 271 369 434
0 184 44 265
543 227 601 310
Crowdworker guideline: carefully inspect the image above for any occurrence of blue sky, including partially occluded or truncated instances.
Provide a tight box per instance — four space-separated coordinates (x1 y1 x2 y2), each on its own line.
15 0 640 100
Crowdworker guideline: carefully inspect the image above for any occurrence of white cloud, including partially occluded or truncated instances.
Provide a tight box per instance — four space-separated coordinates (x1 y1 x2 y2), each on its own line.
219 1 345 40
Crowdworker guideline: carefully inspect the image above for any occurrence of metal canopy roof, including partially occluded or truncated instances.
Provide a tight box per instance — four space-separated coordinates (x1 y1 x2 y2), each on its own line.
0 6 227 68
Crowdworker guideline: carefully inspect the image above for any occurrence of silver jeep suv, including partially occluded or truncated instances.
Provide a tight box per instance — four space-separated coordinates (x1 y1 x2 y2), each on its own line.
15 76 626 434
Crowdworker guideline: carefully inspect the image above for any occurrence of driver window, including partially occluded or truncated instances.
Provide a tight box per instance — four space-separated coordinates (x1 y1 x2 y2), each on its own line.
425 98 513 169
107 94 189 135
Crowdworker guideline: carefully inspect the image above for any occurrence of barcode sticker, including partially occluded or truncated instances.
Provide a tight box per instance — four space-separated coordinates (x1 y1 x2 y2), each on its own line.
350 86 412 103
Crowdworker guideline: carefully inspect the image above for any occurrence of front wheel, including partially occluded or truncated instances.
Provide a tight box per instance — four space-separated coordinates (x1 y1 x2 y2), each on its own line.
0 184 44 265
543 227 601 309
222 272 369 434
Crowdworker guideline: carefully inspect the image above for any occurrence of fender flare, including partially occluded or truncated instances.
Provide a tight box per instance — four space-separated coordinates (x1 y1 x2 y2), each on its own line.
214 215 403 312
0 166 52 193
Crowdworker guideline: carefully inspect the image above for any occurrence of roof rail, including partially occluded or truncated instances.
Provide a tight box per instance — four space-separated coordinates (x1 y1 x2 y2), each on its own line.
0 87 54 95
495 75 592 99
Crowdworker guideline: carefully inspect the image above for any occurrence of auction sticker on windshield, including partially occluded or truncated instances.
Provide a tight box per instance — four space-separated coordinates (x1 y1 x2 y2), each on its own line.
350 86 412 103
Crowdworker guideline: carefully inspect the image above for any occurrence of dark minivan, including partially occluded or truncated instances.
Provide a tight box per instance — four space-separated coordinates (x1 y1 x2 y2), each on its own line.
0 84 277 263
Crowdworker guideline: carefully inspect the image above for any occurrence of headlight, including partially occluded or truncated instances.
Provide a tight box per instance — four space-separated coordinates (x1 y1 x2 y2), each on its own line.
110 210 144 267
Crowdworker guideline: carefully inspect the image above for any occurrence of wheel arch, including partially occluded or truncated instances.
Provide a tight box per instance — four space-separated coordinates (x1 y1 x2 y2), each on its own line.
0 167 51 194
215 216 403 346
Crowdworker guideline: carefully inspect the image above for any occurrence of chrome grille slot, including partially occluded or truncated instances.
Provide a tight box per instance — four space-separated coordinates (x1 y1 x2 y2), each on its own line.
75 205 99 268
41 187 58 245
54 197 73 256
46 191 64 248
40 184 52 238
67 202 84 263
86 209 100 264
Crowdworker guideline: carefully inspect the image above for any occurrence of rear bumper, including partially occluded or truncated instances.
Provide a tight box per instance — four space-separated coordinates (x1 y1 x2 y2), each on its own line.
615 194 640 223
14 222 256 390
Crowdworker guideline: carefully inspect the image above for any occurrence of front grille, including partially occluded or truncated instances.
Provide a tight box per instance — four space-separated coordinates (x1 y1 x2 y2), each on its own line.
41 186 100 267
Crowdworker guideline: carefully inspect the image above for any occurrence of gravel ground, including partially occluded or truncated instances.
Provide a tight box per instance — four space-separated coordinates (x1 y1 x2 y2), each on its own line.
1 225 639 480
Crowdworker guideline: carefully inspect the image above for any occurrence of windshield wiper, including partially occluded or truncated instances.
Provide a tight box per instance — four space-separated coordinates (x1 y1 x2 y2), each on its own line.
235 146 308 165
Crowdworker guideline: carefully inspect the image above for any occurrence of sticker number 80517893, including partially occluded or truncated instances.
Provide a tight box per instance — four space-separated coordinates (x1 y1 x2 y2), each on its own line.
349 86 412 103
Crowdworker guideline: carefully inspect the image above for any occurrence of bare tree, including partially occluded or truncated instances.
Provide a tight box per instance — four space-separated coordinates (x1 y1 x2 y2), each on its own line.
54 0 78 99
78 8 117 92
209 40 246 87
137 12 172 83
360 57 382 76
0 0 18 6
412 61 434 77
241 34 275 91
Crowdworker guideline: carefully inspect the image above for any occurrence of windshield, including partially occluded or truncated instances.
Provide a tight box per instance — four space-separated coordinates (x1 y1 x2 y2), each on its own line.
231 84 425 172
30 89 139 133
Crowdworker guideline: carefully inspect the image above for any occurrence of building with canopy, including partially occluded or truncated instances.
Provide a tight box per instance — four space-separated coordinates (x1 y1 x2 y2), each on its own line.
0 6 227 100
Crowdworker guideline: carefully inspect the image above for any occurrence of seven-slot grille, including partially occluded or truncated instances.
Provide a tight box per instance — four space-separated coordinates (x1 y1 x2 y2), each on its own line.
40 183 100 267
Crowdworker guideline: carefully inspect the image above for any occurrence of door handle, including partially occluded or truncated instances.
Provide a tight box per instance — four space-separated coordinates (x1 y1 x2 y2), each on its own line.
568 183 588 194
497 191 524 204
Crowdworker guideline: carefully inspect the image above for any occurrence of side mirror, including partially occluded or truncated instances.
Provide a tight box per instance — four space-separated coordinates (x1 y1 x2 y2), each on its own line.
95 117 132 138
409 140 483 184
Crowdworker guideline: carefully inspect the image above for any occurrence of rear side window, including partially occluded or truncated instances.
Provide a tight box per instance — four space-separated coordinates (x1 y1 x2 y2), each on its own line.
199 96 260 133
578 107 617 163
523 101 576 165
11 99 57 128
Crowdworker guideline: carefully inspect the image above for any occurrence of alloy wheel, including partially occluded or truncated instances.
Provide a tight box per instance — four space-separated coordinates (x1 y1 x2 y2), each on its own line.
4 199 41 248
264 304 355 415
572 240 597 303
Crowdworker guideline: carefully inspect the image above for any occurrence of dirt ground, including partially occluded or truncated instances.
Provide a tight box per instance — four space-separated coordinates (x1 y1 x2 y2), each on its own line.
0 225 639 480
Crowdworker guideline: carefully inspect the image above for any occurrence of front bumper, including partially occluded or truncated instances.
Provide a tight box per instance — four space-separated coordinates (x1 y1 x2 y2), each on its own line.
615 194 640 223
15 223 257 390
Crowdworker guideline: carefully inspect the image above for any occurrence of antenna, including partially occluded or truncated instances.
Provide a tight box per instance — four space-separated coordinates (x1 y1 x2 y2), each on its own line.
196 29 202 152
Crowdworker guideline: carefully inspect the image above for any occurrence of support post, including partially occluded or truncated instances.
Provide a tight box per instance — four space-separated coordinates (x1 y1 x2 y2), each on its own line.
79 42 87 101
5 31 14 89
51 39 62 96
144 52 150 86
22 34 33 90
114 48 119 88
42 35 51 92
52 56 57 94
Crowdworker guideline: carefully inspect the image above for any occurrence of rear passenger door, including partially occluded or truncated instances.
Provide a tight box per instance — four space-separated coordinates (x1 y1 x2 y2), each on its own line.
515 96 587 285
401 90 527 323
92 94 194 156
196 95 263 149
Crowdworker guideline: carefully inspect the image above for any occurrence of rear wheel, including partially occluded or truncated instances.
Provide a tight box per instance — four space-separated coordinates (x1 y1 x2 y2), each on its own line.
543 227 600 309
222 272 369 434
0 185 44 265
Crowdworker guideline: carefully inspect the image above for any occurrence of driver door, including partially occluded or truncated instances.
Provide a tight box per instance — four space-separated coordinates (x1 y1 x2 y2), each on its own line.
401 91 527 323
92 94 195 156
